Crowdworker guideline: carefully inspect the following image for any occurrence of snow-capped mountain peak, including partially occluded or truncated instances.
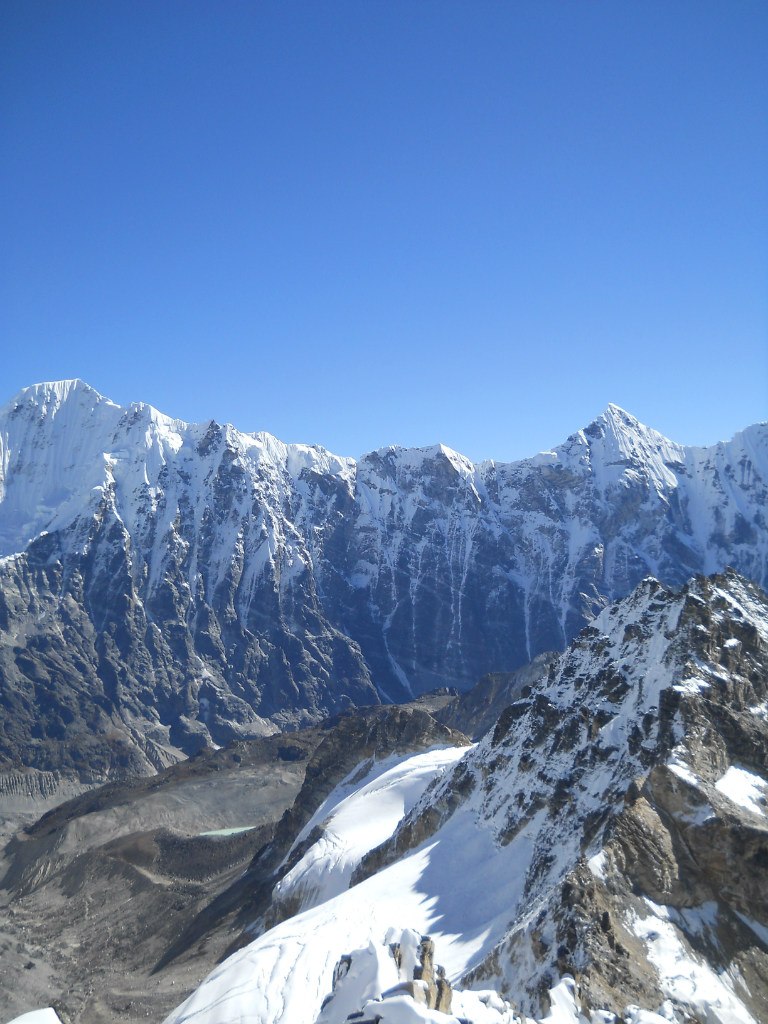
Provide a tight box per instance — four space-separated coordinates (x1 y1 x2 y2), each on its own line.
3 377 109 413
560 404 685 493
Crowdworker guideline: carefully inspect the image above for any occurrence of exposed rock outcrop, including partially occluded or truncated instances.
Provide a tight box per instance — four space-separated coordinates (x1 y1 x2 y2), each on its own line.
319 931 455 1023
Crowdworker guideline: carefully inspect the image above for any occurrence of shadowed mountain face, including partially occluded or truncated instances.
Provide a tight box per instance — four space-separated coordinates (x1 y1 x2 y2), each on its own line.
0 380 766 779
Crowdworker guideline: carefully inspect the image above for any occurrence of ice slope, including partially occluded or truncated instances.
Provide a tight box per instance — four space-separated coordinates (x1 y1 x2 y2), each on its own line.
271 746 468 916
164 572 768 1024
0 380 123 557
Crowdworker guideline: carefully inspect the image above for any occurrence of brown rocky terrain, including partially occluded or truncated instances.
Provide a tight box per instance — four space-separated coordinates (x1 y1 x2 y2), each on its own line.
0 703 466 1024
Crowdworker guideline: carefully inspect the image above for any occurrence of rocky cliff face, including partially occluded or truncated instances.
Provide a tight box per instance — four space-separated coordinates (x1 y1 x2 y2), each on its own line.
1 380 766 779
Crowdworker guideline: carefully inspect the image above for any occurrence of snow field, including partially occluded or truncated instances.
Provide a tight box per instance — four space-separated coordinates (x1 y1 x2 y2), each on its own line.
274 747 469 914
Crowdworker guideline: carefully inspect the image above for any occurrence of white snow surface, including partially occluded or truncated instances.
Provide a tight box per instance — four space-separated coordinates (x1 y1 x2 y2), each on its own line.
622 1009 673 1024
715 766 768 817
4 1011 63 1024
198 827 256 837
587 850 608 881
273 747 468 915
538 977 585 1024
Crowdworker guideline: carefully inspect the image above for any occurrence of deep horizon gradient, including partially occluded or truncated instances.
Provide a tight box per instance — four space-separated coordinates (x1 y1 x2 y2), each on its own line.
2 1 767 462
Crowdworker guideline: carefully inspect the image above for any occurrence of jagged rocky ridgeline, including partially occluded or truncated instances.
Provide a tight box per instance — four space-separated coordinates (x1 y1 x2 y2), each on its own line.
163 570 768 1024
0 380 766 780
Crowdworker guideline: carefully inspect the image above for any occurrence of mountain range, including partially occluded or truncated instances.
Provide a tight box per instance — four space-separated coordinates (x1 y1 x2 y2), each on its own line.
0 380 766 785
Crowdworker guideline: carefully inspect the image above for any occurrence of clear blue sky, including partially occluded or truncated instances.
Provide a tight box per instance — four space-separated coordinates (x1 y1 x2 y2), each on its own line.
2 0 766 461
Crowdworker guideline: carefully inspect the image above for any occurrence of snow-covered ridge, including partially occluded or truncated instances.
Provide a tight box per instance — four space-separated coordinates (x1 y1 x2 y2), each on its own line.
0 380 354 559
1 380 763 563
271 747 467 918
